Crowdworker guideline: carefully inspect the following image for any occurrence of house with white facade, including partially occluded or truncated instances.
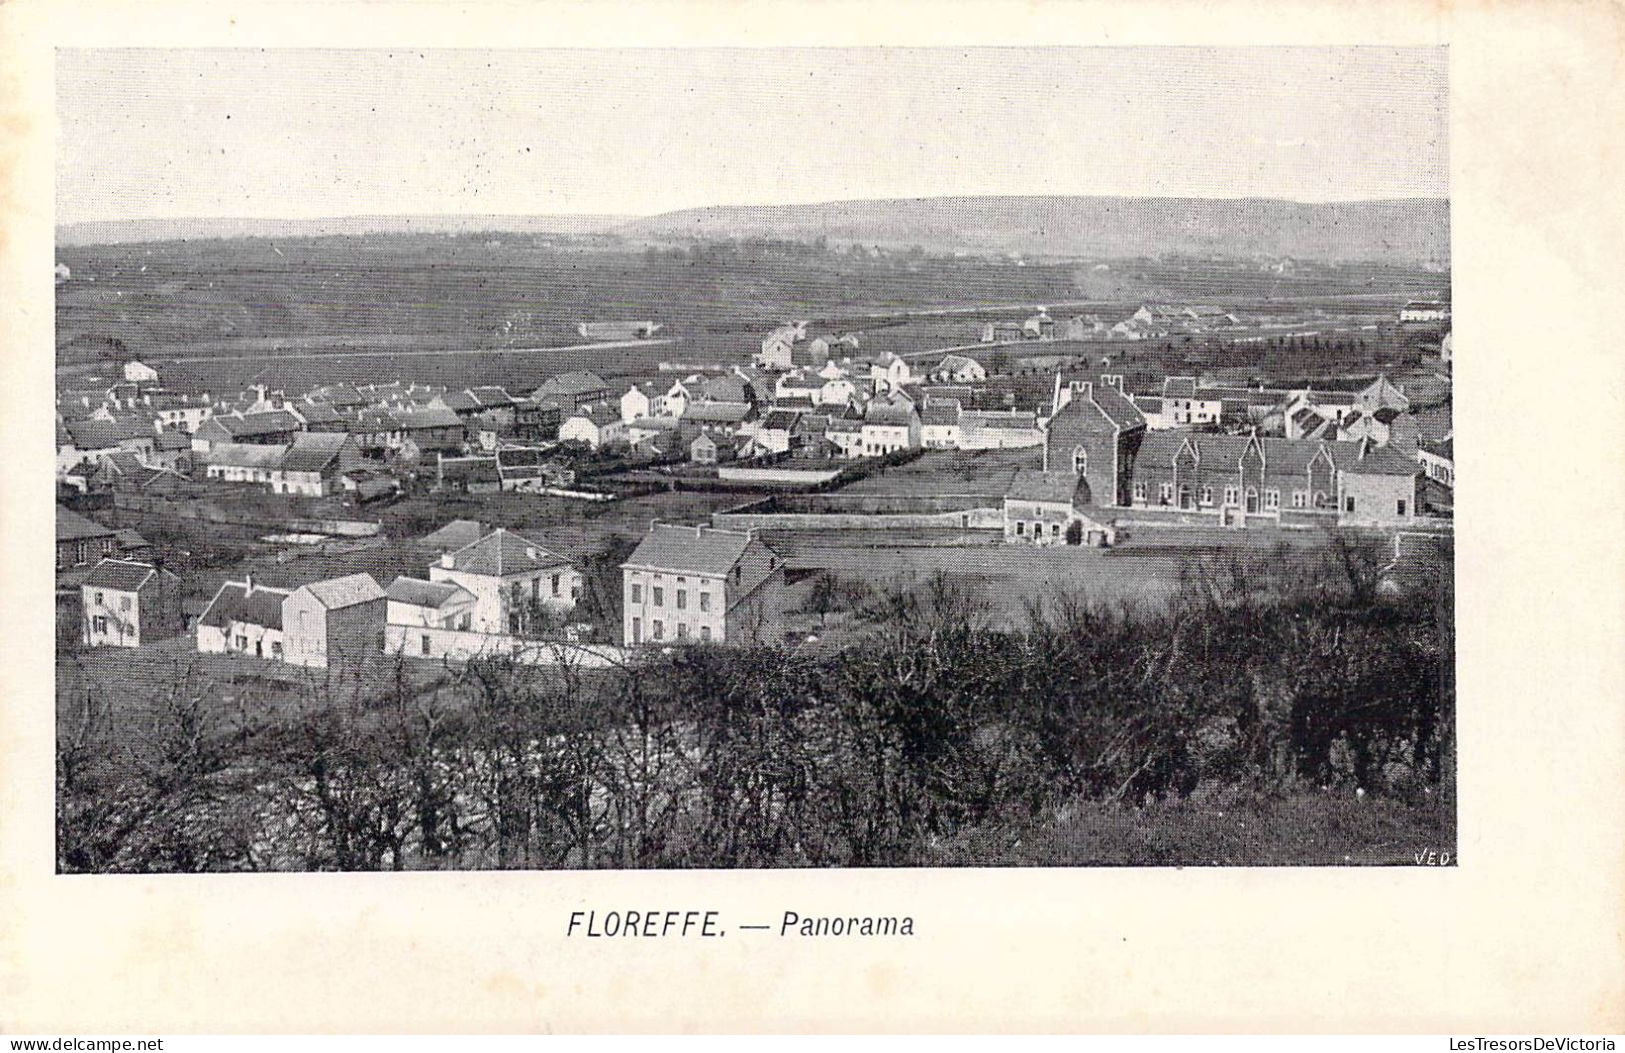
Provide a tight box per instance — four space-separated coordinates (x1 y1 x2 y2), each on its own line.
621 523 788 646
428 528 582 634
281 573 388 669
81 559 183 648
386 577 477 630
196 576 291 660
559 402 627 449
620 384 652 424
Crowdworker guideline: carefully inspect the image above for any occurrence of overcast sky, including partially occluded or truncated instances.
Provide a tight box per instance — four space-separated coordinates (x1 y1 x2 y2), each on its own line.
56 47 1447 223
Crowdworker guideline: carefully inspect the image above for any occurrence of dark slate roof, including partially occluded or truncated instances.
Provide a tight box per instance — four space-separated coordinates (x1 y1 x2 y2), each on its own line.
278 432 351 472
864 399 917 426
387 576 475 608
63 419 123 450
420 519 485 550
1007 470 1081 504
624 524 777 586
393 406 463 430
439 390 483 412
920 399 961 426
154 431 192 451
1090 382 1147 430
199 580 290 631
1163 376 1198 399
684 401 752 424
296 401 343 425
443 529 571 577
760 409 803 431
84 558 163 592
534 372 610 398
210 410 304 438
57 505 115 542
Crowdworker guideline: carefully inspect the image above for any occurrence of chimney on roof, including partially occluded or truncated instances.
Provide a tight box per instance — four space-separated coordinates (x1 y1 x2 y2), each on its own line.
244 573 253 595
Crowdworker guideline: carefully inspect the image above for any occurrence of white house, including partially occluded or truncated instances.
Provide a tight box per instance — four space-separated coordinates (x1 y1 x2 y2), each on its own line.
860 397 921 456
387 577 477 630
81 559 183 648
930 354 987 384
196 576 291 660
559 402 627 449
620 384 652 424
428 528 583 634
869 352 912 394
920 398 962 449
621 523 788 646
280 573 388 670
817 377 858 408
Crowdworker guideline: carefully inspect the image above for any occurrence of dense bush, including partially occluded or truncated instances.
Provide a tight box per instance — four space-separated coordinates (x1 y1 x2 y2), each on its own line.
57 539 1453 871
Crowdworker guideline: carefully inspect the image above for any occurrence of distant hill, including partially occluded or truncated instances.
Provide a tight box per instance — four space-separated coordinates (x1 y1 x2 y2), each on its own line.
614 195 1450 266
57 213 631 247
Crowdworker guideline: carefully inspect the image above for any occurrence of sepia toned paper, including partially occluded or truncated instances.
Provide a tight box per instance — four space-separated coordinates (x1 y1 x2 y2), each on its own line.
2 0 1622 1034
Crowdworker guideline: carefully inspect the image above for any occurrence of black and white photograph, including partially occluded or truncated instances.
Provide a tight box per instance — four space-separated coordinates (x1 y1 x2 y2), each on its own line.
51 45 1457 873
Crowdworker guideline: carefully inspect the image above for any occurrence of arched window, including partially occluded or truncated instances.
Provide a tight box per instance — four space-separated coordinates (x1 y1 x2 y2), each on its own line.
1072 446 1088 475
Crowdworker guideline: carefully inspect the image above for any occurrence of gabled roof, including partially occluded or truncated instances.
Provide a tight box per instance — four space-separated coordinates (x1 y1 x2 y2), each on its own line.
63 419 124 450
278 432 352 473
623 523 774 581
438 390 483 412
299 573 386 609
468 385 516 407
199 579 291 631
533 371 610 398
1007 470 1081 504
442 528 571 577
393 406 463 430
568 401 621 427
206 410 304 438
1162 376 1198 399
84 558 169 592
684 401 753 424
204 442 289 469
935 353 981 373
1089 382 1147 430
153 430 193 451
57 505 116 542
864 399 917 426
294 401 343 425
920 399 962 426
419 519 485 551
387 576 476 608
760 409 803 431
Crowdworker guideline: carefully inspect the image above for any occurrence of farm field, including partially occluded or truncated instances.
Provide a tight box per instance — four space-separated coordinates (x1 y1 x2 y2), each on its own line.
56 232 1446 397
835 446 1044 497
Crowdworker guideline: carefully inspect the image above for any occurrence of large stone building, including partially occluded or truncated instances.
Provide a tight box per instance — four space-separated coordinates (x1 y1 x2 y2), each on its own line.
621 523 787 646
1045 376 1423 527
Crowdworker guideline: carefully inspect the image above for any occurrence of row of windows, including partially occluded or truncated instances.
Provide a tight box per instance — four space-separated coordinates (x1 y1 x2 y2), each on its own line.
1134 481 1321 511
630 583 714 612
508 574 570 603
1013 521 1063 538
629 617 712 644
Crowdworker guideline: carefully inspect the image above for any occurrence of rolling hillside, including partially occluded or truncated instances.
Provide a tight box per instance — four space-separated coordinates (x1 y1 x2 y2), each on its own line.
615 195 1450 266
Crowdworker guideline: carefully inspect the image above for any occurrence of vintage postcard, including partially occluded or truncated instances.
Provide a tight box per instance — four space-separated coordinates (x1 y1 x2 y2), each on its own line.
2 0 1621 1035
